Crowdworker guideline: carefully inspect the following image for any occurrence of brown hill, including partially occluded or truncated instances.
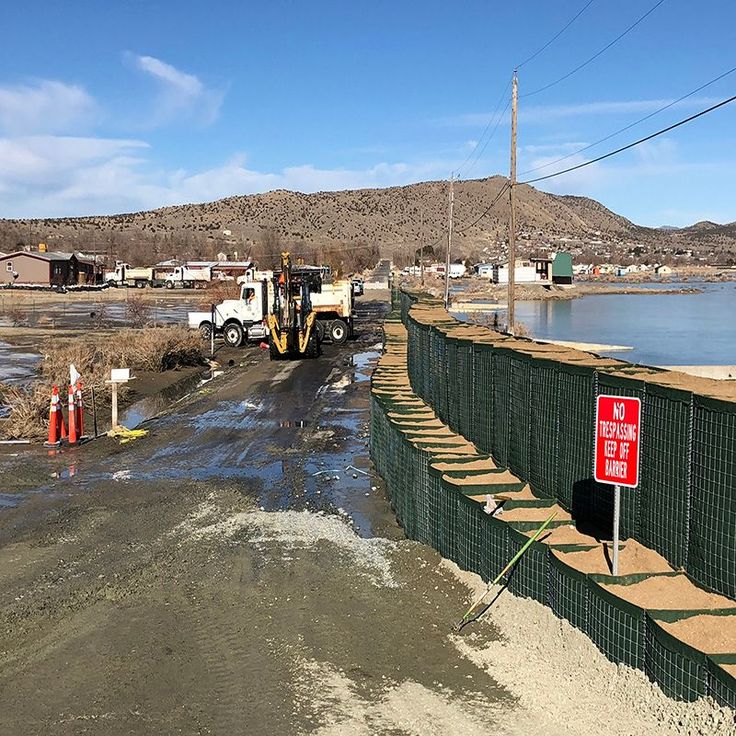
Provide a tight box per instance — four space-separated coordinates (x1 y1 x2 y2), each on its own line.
0 176 731 267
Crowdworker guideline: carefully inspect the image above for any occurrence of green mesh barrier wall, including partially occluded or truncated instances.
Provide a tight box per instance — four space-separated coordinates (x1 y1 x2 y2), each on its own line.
528 358 561 499
492 348 512 469
640 383 692 568
689 396 736 599
556 362 597 520
471 342 494 454
508 351 531 481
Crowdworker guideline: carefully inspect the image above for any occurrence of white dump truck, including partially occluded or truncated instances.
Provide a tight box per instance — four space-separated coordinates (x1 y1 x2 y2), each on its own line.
310 279 355 344
104 263 162 288
187 280 270 347
162 264 214 289
188 273 355 347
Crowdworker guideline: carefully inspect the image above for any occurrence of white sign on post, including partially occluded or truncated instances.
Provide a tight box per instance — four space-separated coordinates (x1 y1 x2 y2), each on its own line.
110 368 131 382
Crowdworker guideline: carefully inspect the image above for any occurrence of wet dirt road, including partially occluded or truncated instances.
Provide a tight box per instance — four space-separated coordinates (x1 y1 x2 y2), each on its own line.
0 298 514 736
1 296 729 736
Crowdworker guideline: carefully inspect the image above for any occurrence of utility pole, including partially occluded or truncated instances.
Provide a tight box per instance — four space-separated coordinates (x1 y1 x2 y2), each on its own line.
444 175 454 309
420 206 425 285
508 70 518 335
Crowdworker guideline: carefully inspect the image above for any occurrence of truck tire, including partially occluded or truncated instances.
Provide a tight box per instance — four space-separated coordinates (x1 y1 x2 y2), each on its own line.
223 322 243 348
135 280 146 289
166 280 174 290
199 321 213 340
329 320 348 345
315 320 326 342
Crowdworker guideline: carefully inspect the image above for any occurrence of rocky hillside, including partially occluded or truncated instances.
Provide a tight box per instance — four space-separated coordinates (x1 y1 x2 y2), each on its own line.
0 176 732 266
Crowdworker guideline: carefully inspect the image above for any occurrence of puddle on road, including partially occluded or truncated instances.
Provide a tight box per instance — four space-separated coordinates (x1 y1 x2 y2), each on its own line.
119 369 215 429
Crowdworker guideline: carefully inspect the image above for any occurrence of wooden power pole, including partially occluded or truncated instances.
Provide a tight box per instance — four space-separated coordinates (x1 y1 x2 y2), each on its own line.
508 70 518 335
444 175 454 309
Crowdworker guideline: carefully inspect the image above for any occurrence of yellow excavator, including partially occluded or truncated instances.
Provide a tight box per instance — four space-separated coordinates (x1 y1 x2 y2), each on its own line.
267 251 321 360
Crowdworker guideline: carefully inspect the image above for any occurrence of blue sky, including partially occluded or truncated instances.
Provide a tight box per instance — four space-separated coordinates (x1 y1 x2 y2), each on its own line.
0 0 734 226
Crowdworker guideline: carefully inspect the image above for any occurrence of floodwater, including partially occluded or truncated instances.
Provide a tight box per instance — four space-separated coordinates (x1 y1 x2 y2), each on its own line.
0 341 41 385
458 282 736 366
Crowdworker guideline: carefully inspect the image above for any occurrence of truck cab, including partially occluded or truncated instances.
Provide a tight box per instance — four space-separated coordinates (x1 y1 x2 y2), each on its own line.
187 280 269 346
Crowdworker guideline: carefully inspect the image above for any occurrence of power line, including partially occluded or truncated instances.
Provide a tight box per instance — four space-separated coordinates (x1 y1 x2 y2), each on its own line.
455 182 510 234
521 0 667 98
461 98 512 179
516 0 597 70
520 93 736 185
456 76 512 178
519 64 736 177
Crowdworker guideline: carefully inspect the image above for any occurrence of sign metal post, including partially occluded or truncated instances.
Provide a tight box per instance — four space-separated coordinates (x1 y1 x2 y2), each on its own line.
594 395 642 576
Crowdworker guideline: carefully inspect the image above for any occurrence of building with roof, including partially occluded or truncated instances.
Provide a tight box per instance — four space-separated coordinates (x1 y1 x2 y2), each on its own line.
0 251 100 286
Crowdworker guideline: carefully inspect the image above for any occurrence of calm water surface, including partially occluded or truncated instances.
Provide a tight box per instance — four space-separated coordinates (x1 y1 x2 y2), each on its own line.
514 282 736 366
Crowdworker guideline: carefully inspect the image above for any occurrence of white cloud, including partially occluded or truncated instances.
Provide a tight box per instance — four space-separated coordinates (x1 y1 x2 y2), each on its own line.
0 80 98 135
128 53 223 125
0 137 452 217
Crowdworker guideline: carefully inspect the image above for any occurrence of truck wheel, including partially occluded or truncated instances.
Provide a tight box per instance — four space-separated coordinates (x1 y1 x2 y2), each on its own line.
315 320 326 342
223 322 243 348
329 320 348 345
135 280 146 289
166 280 174 290
199 321 213 340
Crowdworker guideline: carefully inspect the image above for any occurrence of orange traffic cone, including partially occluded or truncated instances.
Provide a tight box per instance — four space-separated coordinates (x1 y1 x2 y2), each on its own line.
75 381 85 438
59 404 67 440
44 385 61 446
67 385 78 445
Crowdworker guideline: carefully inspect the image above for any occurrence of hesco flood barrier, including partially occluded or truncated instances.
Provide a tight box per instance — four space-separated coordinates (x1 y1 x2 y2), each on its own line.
369 289 736 707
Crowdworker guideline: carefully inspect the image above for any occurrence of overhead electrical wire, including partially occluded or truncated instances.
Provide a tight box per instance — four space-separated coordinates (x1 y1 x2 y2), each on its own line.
520 93 736 185
455 76 513 179
455 182 510 234
521 0 668 98
518 64 736 177
516 0 597 70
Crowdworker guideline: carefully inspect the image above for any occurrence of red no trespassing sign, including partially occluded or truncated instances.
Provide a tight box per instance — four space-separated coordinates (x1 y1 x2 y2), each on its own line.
594 395 642 488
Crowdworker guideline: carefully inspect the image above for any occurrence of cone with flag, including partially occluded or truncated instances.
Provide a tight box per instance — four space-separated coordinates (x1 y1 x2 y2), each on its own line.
67 384 78 445
75 381 85 439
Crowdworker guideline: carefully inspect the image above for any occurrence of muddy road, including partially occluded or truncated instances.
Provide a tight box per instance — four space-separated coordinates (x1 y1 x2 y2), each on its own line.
0 296 731 736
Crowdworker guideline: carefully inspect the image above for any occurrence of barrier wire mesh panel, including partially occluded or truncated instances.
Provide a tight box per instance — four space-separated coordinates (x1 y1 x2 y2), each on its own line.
549 554 590 632
472 343 494 454
492 349 512 469
456 339 475 441
508 351 531 481
587 573 678 670
529 358 560 499
645 612 711 702
557 363 597 520
640 384 692 568
706 656 736 709
456 496 484 577
689 396 736 599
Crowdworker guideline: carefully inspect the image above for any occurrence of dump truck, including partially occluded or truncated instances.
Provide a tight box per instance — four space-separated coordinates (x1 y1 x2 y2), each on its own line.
187 280 269 346
162 264 214 289
187 257 353 351
104 263 162 288
310 278 355 344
